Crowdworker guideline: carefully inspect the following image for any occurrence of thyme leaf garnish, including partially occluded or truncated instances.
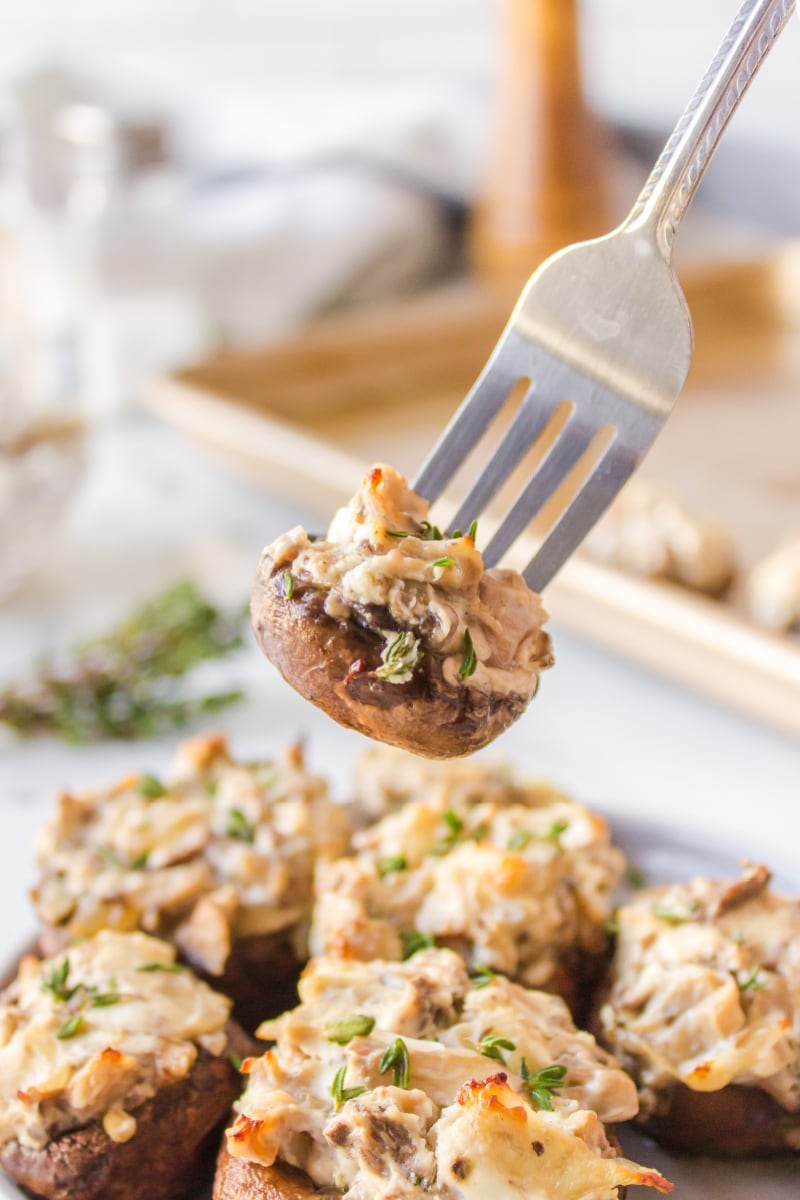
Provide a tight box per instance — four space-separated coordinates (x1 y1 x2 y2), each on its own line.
651 900 699 925
738 968 767 992
283 572 295 600
331 1065 369 1110
470 964 496 989
459 630 477 680
520 1061 567 1110
378 855 408 876
479 1034 516 1063
379 1038 411 1089
400 930 436 960
138 773 167 800
508 831 533 852
375 631 423 683
226 808 255 844
326 1014 376 1045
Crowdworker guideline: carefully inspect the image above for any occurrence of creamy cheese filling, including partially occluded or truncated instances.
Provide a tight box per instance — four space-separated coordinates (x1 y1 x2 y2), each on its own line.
0 931 230 1151
600 867 800 1116
33 734 350 975
227 949 670 1200
311 784 624 989
267 464 553 698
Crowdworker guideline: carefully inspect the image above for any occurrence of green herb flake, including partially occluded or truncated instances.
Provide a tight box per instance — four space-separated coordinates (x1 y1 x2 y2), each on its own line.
379 1037 411 1089
432 557 455 569
283 572 295 600
471 964 496 989
443 810 464 837
378 855 408 877
136 962 184 974
467 519 478 542
138 773 167 800
205 778 219 797
507 831 533 852
419 521 444 541
326 1014 376 1045
520 1060 567 1111
330 1064 369 1111
544 819 569 846
626 863 647 889
90 991 121 1008
128 852 149 871
375 631 424 683
604 914 620 936
479 1035 516 1063
56 1012 85 1040
226 807 255 844
400 930 436 960
651 900 699 925
738 968 767 993
385 529 411 538
41 958 74 1003
229 1054 243 1072
459 630 478 680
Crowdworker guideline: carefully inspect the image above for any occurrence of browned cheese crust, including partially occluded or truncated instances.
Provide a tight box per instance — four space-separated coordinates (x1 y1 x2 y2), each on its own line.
251 560 530 760
212 1140 631 1200
1 1028 253 1200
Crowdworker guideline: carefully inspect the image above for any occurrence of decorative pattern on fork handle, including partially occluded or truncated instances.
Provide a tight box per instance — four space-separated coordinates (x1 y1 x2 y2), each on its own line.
626 0 796 257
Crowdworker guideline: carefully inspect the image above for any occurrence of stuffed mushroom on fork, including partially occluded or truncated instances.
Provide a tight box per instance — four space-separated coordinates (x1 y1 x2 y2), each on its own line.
251 465 553 759
214 948 671 1200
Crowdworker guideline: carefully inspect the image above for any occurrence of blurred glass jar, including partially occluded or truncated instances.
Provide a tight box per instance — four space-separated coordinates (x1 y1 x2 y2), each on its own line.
0 98 86 603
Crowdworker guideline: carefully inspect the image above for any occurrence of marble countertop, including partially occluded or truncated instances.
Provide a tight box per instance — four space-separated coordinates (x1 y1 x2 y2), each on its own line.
1 414 798 966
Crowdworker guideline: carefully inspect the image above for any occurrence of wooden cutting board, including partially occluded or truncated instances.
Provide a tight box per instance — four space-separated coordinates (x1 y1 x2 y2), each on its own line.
147 249 800 740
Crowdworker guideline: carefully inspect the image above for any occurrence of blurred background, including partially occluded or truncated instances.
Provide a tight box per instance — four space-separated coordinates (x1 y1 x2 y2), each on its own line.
1 0 799 759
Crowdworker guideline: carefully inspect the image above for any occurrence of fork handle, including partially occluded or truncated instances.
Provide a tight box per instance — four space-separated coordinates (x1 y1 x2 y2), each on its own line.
623 0 796 257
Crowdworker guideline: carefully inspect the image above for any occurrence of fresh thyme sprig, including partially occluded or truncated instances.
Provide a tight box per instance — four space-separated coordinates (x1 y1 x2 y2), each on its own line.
0 580 246 742
379 1038 411 1089
326 1014 376 1045
330 1065 369 1110
480 1035 516 1064
459 630 478 679
520 1061 567 1110
400 930 436 960
375 631 423 683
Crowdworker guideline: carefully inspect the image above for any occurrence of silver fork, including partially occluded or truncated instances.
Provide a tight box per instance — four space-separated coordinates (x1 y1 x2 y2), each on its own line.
414 0 796 593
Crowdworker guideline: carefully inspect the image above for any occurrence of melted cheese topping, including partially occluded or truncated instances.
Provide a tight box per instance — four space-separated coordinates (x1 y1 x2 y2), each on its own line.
310 784 624 990
584 480 735 595
600 867 800 1116
227 949 670 1199
33 735 350 975
267 464 553 698
0 931 230 1150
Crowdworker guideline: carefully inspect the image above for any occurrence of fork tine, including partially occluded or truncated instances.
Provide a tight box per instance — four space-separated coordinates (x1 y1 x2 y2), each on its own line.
413 332 520 504
523 441 638 592
482 421 601 567
447 385 567 535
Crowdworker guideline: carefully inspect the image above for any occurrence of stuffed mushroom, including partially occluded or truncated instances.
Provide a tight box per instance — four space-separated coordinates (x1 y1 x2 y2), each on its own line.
0 930 252 1200
214 948 671 1200
251 465 553 759
311 763 626 1020
32 734 351 1029
598 864 800 1156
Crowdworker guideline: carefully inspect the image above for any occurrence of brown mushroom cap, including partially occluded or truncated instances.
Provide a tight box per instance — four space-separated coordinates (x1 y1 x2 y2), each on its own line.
251 555 536 760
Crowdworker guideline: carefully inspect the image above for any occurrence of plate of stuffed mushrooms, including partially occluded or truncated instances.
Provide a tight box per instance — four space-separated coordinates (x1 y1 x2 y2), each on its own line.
0 738 798 1200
